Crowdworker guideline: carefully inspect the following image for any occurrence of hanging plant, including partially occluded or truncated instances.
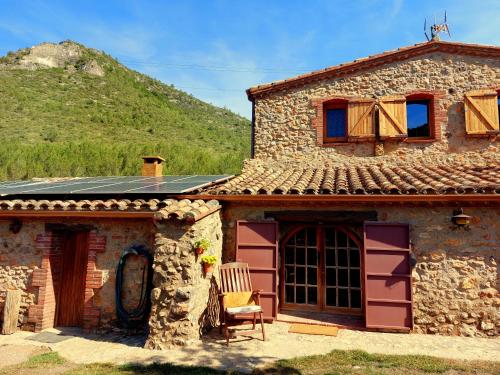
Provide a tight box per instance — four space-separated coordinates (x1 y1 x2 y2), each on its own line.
194 238 211 255
200 255 217 274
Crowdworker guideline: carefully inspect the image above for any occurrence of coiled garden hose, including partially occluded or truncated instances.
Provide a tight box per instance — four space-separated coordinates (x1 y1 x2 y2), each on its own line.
115 245 153 329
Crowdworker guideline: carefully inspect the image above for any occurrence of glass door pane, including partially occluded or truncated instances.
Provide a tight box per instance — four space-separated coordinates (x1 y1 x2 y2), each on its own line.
324 227 362 310
283 227 319 306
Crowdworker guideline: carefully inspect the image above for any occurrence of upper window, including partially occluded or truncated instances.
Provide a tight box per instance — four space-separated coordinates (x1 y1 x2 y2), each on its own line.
326 108 347 138
406 100 430 138
323 101 348 142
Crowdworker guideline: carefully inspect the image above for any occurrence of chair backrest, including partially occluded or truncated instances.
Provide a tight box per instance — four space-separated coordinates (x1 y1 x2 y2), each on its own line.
219 262 253 294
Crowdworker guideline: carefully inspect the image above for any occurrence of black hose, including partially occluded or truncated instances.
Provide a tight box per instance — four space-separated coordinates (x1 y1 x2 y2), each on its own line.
115 245 153 329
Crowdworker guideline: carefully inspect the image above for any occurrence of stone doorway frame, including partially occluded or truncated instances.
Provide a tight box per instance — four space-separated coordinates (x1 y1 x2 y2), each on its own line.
28 230 106 331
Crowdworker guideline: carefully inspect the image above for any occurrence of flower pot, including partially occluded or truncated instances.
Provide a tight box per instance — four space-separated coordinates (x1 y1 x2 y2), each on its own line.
203 263 214 274
195 247 205 255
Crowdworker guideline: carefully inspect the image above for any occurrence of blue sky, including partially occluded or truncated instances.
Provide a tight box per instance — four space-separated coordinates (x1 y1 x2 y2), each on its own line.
0 0 499 118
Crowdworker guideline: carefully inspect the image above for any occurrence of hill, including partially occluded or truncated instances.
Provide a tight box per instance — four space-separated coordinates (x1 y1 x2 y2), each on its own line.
0 41 250 180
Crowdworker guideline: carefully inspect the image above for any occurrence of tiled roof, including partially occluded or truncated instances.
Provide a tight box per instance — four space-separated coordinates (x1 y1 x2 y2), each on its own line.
247 41 500 98
0 198 220 223
205 161 500 196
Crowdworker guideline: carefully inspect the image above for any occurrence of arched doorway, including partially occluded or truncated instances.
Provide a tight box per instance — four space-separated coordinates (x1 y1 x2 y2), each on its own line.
280 225 362 313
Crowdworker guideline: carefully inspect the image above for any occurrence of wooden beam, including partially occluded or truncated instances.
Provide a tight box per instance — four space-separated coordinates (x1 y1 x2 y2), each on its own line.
264 210 377 223
0 211 156 219
1 289 21 335
181 194 500 205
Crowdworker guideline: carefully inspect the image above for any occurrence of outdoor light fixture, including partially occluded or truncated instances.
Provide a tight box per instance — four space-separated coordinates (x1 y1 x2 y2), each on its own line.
451 208 471 228
9 218 22 234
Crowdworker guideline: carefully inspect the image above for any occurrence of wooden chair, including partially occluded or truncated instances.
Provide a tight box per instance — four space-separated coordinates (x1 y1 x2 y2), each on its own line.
219 262 266 345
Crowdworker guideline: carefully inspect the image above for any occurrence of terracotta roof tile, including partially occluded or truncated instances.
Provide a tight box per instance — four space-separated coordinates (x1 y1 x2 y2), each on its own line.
0 198 220 222
205 161 500 196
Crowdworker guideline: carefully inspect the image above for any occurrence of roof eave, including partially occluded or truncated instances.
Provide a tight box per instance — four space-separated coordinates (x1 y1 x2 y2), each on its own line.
183 194 500 204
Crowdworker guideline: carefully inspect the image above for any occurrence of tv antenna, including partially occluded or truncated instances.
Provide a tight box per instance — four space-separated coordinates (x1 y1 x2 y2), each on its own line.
424 11 451 41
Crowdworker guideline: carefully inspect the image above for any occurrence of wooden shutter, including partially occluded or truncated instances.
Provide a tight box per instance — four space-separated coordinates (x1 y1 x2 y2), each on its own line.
378 96 407 138
348 99 376 138
464 90 500 134
236 220 278 320
363 222 413 331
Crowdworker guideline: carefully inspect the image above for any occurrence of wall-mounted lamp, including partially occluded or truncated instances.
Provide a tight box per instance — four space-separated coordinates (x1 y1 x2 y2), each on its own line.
451 208 471 229
9 218 23 234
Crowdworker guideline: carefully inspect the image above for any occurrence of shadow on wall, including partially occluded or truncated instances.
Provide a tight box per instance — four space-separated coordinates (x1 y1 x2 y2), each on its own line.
198 276 220 336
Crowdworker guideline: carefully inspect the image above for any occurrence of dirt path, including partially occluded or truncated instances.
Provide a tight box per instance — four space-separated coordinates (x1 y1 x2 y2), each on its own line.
0 323 498 372
0 344 50 369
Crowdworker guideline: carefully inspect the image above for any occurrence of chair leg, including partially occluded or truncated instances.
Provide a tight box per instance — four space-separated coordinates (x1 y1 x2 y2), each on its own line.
253 313 256 330
219 311 224 334
259 311 266 341
224 315 230 346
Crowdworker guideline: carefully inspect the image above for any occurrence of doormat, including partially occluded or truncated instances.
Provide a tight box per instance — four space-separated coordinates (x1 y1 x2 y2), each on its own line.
26 331 73 344
288 323 339 336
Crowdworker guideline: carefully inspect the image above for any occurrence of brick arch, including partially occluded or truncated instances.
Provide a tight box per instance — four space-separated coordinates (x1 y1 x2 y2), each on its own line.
403 89 446 142
280 224 364 312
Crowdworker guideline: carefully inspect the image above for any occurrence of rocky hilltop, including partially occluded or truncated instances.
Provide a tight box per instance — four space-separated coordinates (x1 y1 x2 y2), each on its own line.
0 41 104 76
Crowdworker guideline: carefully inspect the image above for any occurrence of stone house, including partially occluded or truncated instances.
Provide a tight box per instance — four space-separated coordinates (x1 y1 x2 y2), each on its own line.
0 40 499 347
0 172 225 348
196 40 500 338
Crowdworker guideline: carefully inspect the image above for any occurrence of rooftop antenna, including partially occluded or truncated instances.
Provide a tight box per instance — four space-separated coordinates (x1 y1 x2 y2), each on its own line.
424 11 451 41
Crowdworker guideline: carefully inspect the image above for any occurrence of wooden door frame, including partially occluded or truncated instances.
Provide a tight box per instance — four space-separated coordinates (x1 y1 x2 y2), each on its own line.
279 224 365 316
55 231 90 327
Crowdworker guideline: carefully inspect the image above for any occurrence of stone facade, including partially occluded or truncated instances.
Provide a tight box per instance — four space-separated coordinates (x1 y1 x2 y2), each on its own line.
252 53 500 163
0 219 42 328
221 204 499 337
0 218 155 331
146 211 222 349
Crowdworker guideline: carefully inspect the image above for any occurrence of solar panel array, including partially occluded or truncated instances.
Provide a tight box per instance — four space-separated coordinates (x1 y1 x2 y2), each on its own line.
0 175 231 196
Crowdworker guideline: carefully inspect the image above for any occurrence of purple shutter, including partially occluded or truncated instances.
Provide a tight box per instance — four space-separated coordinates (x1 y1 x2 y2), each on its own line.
236 220 278 320
363 222 413 331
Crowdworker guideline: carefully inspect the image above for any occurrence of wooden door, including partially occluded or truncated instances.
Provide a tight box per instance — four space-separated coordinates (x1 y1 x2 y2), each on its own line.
235 220 278 320
57 232 89 327
281 225 362 313
363 222 412 331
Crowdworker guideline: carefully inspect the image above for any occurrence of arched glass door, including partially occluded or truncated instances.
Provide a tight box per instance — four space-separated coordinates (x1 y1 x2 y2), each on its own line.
282 226 362 312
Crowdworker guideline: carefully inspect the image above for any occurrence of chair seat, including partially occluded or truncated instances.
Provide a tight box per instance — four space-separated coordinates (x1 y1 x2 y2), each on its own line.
226 305 262 314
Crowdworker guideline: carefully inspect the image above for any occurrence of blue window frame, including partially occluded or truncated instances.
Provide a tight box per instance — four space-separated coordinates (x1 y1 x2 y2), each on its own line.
325 107 347 140
406 100 430 138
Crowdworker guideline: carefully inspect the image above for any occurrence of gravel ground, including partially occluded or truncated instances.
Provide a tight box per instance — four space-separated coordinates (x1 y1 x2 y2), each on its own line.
0 322 498 372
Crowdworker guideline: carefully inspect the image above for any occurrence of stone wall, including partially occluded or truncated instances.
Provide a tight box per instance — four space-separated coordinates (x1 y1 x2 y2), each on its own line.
0 218 155 330
253 53 500 163
221 203 499 337
88 219 155 328
0 219 43 327
146 211 222 349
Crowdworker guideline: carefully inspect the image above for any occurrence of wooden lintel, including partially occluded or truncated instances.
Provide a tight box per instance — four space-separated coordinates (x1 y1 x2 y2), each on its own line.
0 211 156 219
264 210 377 223
180 194 500 205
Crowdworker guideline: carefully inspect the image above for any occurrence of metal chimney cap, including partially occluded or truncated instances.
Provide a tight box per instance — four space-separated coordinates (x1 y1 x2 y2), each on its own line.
142 155 165 163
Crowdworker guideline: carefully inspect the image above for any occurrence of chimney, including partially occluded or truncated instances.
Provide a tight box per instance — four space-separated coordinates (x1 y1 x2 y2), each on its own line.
141 156 165 177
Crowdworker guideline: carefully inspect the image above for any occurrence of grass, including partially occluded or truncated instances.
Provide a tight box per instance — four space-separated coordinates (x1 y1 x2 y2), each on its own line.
0 41 250 180
19 351 66 369
2 349 498 375
256 350 500 374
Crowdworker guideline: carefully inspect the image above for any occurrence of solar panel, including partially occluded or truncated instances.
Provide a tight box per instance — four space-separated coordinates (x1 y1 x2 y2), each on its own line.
0 175 231 196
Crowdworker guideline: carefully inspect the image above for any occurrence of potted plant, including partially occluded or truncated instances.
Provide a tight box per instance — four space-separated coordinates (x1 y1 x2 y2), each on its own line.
194 238 211 255
200 255 217 274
